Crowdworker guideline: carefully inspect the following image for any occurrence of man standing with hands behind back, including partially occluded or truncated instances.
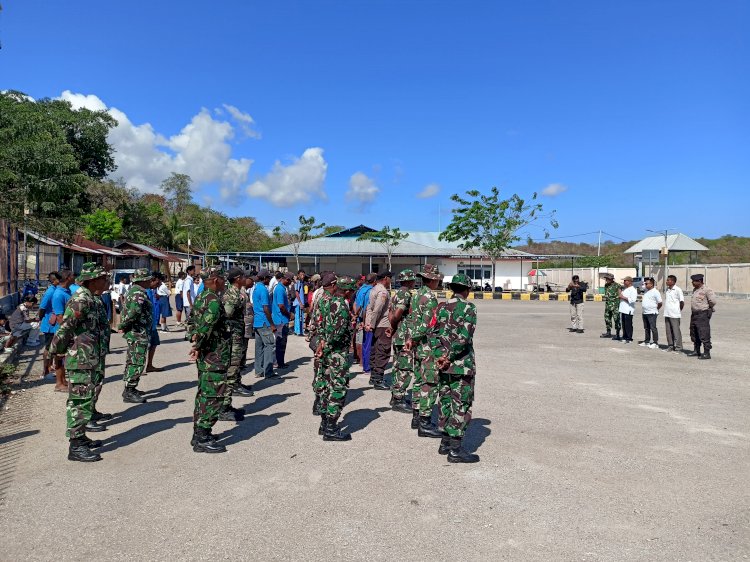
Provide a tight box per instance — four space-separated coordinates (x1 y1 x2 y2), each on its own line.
618 276 638 344
687 273 716 360
253 269 277 378
365 271 393 390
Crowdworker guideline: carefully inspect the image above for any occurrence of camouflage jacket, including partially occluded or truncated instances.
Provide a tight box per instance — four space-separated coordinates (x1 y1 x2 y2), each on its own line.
408 286 438 345
94 295 110 357
390 287 413 346
222 284 246 335
430 295 477 376
188 287 230 372
118 284 152 338
50 286 103 371
308 289 332 339
320 294 352 351
603 282 622 304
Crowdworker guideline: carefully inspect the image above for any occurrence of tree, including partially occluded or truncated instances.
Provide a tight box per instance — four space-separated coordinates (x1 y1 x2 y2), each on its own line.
439 187 558 289
0 91 116 238
82 209 123 242
161 173 193 216
357 226 410 270
273 215 326 271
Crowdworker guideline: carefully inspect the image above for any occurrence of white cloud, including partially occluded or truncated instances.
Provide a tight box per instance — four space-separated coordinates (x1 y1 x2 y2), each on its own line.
58 90 253 196
246 148 328 207
541 183 568 197
346 172 380 210
222 104 261 139
416 183 440 199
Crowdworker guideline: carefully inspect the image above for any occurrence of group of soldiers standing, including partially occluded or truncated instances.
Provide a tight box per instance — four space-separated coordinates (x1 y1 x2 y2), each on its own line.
50 260 481 464
308 264 480 463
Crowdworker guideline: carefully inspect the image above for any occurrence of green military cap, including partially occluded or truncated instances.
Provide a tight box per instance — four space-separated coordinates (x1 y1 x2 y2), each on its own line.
397 269 416 282
76 262 108 283
448 273 472 289
131 268 152 282
418 263 441 280
200 266 226 280
336 275 357 290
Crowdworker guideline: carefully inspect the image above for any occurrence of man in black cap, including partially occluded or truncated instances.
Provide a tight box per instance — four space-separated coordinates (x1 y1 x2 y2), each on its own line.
687 274 716 359
365 271 393 390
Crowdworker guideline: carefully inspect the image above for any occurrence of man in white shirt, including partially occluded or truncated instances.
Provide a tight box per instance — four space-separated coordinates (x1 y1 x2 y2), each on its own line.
174 272 186 326
181 265 196 322
639 277 662 349
269 271 281 296
618 276 638 343
663 274 684 352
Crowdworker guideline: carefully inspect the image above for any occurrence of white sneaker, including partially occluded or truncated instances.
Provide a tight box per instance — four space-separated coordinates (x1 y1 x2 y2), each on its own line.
638 342 649 347
648 343 659 349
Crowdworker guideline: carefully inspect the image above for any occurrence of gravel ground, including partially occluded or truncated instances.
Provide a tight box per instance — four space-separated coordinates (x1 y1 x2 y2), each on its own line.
0 300 748 561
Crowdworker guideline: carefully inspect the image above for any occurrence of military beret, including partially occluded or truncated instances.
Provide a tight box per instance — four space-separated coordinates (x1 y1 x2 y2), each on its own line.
336 276 357 290
226 267 244 281
321 272 337 286
691 274 704 282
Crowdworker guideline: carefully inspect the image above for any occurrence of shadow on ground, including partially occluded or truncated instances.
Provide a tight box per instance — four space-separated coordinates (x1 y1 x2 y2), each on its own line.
215 412 291 447
104 399 185 427
99 415 193 453
341 407 390 434
463 418 491 453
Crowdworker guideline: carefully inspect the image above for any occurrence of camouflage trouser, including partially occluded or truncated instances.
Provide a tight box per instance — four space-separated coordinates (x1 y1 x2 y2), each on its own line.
415 343 439 416
437 372 475 438
123 334 148 388
312 355 327 399
93 357 105 409
240 336 249 368
322 348 350 419
223 331 243 406
391 344 413 399
194 369 228 430
66 369 95 439
604 302 621 332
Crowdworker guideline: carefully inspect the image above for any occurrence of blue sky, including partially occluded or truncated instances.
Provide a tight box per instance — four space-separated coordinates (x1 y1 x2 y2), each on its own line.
2 1 748 244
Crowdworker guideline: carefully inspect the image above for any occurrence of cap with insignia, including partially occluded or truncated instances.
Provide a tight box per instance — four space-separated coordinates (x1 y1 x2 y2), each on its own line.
418 263 442 280
690 274 704 282
448 273 472 289
131 267 152 282
76 262 107 283
336 275 357 290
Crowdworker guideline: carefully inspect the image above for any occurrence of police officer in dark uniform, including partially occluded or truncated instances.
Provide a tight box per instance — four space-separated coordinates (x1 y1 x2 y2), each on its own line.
687 274 716 360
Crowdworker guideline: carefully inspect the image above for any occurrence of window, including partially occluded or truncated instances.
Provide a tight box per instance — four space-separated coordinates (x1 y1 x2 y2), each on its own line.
458 266 492 280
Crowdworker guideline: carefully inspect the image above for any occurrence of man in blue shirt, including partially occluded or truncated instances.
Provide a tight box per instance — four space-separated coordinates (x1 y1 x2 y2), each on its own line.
272 272 293 369
253 270 276 378
353 273 376 373
39 271 61 377
51 269 75 391
146 272 164 373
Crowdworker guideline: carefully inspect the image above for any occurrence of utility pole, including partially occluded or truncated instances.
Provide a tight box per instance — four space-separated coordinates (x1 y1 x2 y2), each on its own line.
597 230 602 257
181 223 194 272
646 228 674 292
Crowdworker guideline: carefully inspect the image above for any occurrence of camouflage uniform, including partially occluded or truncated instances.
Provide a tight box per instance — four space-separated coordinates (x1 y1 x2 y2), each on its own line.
51 285 104 439
409 284 439 416
222 283 246 407
93 293 111 410
603 280 622 334
433 295 477 438
320 292 352 420
118 270 152 390
308 285 333 405
390 271 415 401
188 280 231 431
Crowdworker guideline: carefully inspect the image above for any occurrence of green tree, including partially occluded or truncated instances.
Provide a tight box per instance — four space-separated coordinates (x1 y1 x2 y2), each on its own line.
82 209 123 242
440 187 558 289
161 173 193 216
0 91 115 237
357 226 409 270
273 215 326 271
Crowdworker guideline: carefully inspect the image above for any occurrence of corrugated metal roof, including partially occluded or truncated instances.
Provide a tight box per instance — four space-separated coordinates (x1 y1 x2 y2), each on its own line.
624 233 709 254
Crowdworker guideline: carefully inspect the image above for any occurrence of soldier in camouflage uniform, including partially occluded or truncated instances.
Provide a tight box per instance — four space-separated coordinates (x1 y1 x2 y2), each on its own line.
316 275 356 441
389 269 416 413
601 273 622 340
308 272 336 416
92 277 113 423
433 274 480 463
220 268 253 422
403 263 443 438
117 268 153 404
50 263 110 462
187 266 231 453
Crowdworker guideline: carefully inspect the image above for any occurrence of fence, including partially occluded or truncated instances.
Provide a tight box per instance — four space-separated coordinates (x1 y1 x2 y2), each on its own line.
0 220 19 299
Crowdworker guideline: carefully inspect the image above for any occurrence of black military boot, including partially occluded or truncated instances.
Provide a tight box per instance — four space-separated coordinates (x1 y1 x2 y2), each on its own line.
600 330 612 338
438 435 451 455
699 350 712 360
612 331 621 341
68 438 102 462
687 346 702 357
312 396 321 416
418 417 443 438
122 387 146 403
390 396 412 414
234 384 254 397
411 409 420 429
323 417 351 441
84 419 107 432
192 428 226 453
91 409 113 422
318 414 327 436
373 378 390 391
447 438 480 463
218 405 241 422
80 435 103 449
